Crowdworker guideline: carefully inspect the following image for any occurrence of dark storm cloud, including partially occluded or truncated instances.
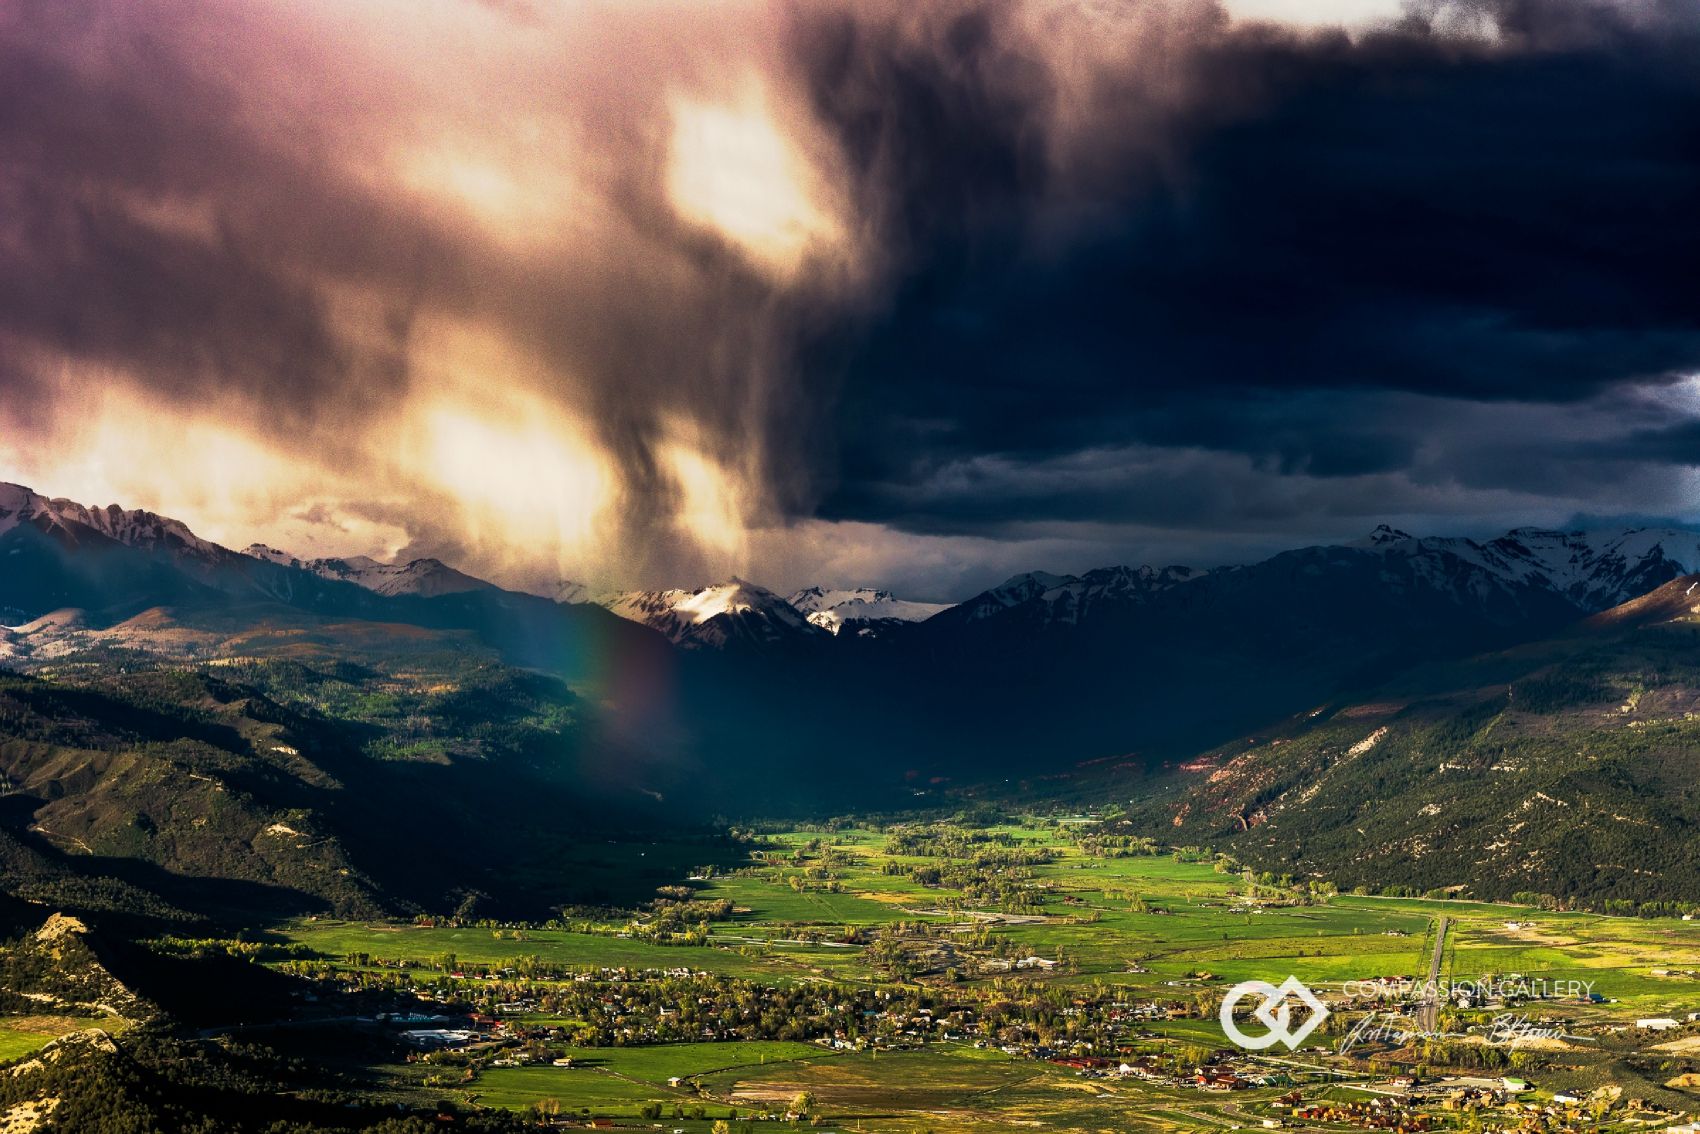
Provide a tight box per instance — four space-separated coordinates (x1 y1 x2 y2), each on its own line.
3 0 1698 594
0 0 422 423
793 0 1700 535
1584 419 1700 464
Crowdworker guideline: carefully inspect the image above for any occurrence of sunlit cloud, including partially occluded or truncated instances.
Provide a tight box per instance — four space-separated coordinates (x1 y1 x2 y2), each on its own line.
1219 0 1405 28
0 363 408 560
666 79 845 279
656 419 753 570
408 396 615 569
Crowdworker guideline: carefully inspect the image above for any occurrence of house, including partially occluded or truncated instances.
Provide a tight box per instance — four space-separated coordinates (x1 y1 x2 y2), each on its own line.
1500 1077 1530 1092
1552 1091 1584 1105
399 1028 476 1049
1052 1056 1114 1072
1638 1017 1681 1031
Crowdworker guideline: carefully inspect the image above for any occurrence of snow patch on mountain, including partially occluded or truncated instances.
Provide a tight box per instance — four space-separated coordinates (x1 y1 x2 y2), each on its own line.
1360 526 1700 611
940 524 1700 635
787 587 952 635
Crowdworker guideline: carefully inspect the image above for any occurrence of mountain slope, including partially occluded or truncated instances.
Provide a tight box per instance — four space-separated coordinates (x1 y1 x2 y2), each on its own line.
929 565 1205 630
1129 574 1700 905
0 647 738 925
866 539 1595 772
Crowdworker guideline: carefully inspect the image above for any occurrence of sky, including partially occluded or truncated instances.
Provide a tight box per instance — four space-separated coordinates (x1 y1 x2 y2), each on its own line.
0 0 1697 601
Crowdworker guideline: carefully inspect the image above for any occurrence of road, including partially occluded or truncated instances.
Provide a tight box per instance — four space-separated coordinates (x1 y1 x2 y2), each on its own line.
1417 916 1450 1033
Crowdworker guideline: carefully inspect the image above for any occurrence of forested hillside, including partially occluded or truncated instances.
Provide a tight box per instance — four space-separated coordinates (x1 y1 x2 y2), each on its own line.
1134 576 1700 907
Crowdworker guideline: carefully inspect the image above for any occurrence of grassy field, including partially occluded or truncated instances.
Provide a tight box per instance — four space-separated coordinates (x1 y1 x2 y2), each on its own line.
469 1066 687 1115
468 1042 1305 1133
470 1041 832 1116
283 920 820 980
0 1017 89 1064
282 823 1700 1010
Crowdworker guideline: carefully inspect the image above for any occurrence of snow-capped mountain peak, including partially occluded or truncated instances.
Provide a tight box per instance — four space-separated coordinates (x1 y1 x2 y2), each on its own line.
787 586 953 635
0 483 221 558
1352 523 1415 547
600 578 824 649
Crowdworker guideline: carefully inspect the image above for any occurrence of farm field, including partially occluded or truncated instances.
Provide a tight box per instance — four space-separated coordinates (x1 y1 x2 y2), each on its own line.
748 824 1700 1012
465 1041 1320 1133
283 921 796 979
271 818 1700 1129
468 1041 835 1116
285 824 1700 1010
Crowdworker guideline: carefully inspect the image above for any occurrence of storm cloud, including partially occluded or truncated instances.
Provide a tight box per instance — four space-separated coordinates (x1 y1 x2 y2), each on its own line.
1 0 1697 598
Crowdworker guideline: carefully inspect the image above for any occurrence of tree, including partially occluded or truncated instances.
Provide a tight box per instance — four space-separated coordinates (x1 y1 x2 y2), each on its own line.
790 1091 816 1118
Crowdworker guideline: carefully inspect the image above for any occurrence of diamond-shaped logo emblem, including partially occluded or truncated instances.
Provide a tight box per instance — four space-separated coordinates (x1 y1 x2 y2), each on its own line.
1220 975 1330 1050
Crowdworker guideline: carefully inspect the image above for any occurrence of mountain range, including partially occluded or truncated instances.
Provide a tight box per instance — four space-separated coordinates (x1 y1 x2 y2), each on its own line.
200 501 1700 656
8 479 1700 910
7 478 1700 682
7 481 1700 729
242 544 494 598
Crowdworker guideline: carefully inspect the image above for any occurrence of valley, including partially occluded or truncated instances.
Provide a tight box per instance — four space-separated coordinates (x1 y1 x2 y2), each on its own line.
13 818 1700 1131
6 4 1695 1127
